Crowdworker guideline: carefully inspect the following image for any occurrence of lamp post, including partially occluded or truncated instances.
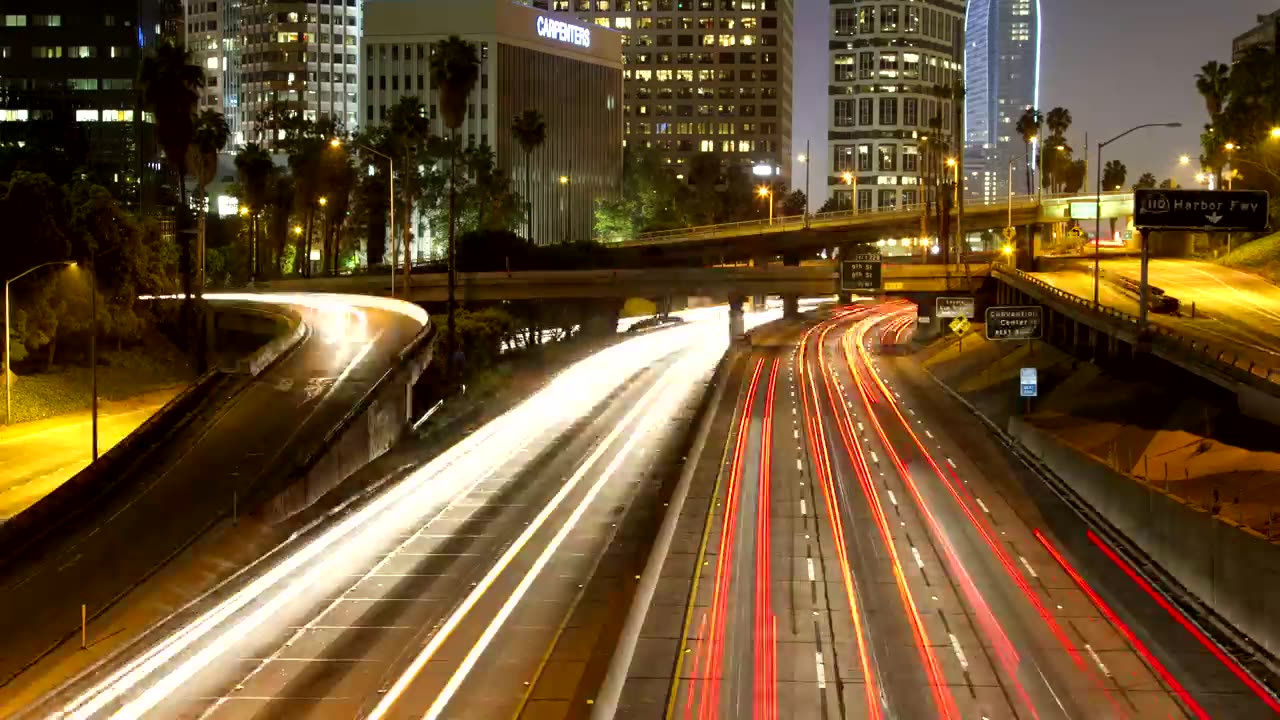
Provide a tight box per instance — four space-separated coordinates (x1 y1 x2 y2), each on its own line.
332 138 395 296
6 261 75 425
841 171 856 212
558 175 570 241
318 196 329 276
945 157 960 265
797 140 811 225
1094 122 1182 308
758 185 773 224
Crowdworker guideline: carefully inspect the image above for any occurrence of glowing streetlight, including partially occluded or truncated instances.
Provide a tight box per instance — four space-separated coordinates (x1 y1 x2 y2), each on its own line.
318 196 328 206
329 137 341 148
945 157 957 168
238 206 249 217
757 185 773 224
757 185 771 198
1225 142 1237 152
292 225 303 236
1179 155 1191 166
559 175 569 185
1271 127 1280 140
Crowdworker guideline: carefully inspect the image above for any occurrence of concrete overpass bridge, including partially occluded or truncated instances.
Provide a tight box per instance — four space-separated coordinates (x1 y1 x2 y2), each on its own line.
253 262 993 337
610 191 1134 263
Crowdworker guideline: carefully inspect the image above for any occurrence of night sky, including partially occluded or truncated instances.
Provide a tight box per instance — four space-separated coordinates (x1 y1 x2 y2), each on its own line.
792 0 1279 199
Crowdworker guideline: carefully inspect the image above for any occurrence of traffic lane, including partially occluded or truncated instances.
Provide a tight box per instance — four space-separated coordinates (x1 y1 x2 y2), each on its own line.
0 303 423 691
159 352 688 720
429 354 717 720
803 318 951 719
880 349 1279 718
1035 266 1280 367
772 338 870 719
816 320 1019 720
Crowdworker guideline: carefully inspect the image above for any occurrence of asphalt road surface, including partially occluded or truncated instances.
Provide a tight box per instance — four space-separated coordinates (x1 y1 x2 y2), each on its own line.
1035 258 1280 374
653 302 1280 719
0 296 425 694
22 309 771 720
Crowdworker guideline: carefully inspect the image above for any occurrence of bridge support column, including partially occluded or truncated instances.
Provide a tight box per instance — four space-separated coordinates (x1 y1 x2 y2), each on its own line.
783 295 800 319
729 295 746 340
751 256 769 311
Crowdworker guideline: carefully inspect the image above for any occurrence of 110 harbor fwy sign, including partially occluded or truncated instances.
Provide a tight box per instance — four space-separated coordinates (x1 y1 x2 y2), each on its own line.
536 16 592 48
1134 189 1269 232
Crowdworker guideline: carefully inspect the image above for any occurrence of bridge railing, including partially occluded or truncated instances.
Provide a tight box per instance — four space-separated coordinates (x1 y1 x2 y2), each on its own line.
993 265 1280 392
624 191 1136 246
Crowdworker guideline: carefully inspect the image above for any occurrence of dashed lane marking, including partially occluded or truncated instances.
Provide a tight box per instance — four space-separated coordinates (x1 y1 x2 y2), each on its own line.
1019 555 1039 579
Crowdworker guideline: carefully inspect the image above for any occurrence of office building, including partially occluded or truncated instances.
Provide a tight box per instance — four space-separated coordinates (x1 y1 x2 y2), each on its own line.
236 0 362 147
827 0 966 210
1234 10 1280 62
0 0 171 207
363 0 623 249
964 0 1040 204
521 0 793 185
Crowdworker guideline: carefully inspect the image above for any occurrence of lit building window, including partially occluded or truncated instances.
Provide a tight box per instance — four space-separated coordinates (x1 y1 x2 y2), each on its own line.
76 109 100 122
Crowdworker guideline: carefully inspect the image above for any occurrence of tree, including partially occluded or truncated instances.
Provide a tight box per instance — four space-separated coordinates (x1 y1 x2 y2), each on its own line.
139 40 203 310
386 97 432 277
234 143 275 280
511 109 546 243
593 146 686 240
1133 173 1158 190
781 189 807 216
190 109 229 289
1158 178 1179 189
1015 107 1042 194
1101 160 1127 192
430 35 481 382
1195 61 1232 120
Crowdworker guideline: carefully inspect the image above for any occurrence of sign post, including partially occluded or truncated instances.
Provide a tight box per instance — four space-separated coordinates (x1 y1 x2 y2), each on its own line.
1020 367 1037 413
1133 189 1269 338
949 316 971 351
840 252 882 293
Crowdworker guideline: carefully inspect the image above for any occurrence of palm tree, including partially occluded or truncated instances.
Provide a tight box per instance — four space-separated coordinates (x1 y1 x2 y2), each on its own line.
431 35 480 381
1101 159 1127 192
139 39 203 309
235 143 275 281
190 109 229 290
386 96 431 280
1195 61 1231 120
1045 107 1072 138
1132 172 1158 190
1015 107 1042 194
511 109 546 242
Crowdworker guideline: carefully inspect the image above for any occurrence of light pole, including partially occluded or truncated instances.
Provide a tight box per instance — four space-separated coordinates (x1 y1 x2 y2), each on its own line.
318 196 329 276
758 185 773 224
6 261 75 425
798 141 811 225
559 175 570 241
1094 122 1182 308
841 171 856 212
332 138 395 296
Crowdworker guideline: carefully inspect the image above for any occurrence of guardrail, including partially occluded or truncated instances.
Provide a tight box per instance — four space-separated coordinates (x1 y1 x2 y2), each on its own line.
992 265 1280 393
624 191 1136 246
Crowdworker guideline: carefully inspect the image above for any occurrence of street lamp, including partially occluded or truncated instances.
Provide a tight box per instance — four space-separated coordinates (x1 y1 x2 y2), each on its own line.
1179 155 1191 166
6 261 75 425
841 171 856 212
797 140 811 224
1094 122 1182 308
758 185 773 224
332 138 396 296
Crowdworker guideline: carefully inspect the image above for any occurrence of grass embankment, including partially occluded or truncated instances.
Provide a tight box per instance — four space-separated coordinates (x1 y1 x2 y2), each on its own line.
1 337 193 424
1218 230 1280 285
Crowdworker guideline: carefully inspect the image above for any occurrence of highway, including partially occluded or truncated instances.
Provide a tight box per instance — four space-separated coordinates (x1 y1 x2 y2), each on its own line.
1035 258 1280 374
18 306 779 720
654 301 1280 719
0 294 427 702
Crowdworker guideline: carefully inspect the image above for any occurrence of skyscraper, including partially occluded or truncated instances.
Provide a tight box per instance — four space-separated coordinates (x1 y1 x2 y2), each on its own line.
827 1 966 211
964 0 1040 204
521 0 794 184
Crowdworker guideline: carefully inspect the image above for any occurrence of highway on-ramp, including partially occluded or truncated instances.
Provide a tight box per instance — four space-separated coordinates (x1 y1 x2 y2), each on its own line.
0 294 427 702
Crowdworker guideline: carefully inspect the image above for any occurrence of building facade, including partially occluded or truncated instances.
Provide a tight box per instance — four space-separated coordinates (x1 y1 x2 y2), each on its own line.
363 0 623 249
963 0 1040 204
0 0 171 207
521 0 793 185
827 0 966 211
1234 10 1280 62
234 0 362 147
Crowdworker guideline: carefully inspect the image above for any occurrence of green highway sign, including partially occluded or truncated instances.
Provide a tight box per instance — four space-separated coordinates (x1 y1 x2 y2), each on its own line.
840 253 882 292
1134 189 1269 232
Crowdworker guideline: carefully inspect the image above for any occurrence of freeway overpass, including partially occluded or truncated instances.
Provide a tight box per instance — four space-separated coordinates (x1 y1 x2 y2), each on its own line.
610 191 1135 262
258 263 994 337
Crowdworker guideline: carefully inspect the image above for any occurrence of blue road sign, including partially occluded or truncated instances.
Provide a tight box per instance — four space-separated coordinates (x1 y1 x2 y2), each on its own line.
1020 367 1038 398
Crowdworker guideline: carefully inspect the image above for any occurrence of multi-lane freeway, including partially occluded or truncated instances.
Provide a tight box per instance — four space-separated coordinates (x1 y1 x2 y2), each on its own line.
638 300 1280 719
14 306 781 720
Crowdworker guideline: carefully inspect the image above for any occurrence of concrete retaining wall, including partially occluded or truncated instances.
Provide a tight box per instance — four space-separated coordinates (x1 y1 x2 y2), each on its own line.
1009 416 1280 657
260 324 436 523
